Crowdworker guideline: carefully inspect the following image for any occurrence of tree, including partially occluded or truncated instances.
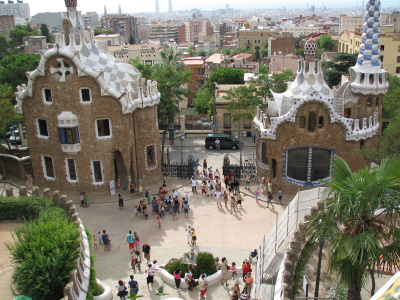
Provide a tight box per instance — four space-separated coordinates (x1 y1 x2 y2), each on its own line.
261 40 269 58
159 47 180 66
0 84 22 135
192 80 215 116
250 73 273 101
9 25 40 48
316 34 335 52
150 63 191 125
197 50 207 57
308 156 400 300
128 58 153 80
93 28 115 36
129 35 135 45
322 53 358 87
0 34 8 59
40 24 51 43
382 74 400 119
209 68 245 84
0 53 40 87
270 69 295 93
254 46 261 62
223 85 263 131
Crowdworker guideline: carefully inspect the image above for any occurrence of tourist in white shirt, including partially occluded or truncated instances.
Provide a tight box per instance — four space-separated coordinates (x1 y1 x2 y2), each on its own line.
172 189 179 199
191 177 197 194
215 190 222 208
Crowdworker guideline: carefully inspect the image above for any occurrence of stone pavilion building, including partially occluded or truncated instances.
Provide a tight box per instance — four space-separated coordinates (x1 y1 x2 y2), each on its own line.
254 0 388 194
15 0 162 195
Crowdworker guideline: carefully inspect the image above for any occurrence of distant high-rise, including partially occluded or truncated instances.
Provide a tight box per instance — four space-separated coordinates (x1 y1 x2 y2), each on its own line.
155 0 159 13
0 0 30 18
104 5 107 16
226 4 229 10
168 0 172 13
118 4 122 14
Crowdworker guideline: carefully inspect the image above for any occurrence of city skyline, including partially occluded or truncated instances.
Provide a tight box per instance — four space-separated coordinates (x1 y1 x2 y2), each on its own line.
24 0 400 16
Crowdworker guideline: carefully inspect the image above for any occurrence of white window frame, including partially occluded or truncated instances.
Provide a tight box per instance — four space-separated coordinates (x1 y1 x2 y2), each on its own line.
91 160 104 185
36 118 49 139
79 87 92 104
42 88 53 105
65 158 78 183
95 118 112 139
41 155 55 181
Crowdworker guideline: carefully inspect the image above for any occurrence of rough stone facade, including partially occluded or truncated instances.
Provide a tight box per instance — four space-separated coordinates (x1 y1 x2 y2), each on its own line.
16 0 162 195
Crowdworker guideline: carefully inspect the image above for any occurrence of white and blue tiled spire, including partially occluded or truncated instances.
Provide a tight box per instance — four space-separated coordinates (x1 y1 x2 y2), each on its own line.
356 0 381 68
349 0 388 95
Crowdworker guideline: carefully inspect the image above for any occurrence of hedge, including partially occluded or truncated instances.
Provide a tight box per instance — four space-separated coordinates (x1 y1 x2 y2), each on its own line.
85 226 104 299
7 206 80 300
0 195 53 221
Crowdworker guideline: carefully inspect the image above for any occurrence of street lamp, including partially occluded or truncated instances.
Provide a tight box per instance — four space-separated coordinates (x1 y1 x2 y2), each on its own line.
213 82 219 134
179 132 185 164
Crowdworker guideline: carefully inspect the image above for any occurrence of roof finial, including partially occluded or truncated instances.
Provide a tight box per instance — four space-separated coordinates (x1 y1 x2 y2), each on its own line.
355 0 381 69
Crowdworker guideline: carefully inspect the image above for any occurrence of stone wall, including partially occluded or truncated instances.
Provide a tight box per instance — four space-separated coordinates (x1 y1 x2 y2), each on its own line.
7 186 91 300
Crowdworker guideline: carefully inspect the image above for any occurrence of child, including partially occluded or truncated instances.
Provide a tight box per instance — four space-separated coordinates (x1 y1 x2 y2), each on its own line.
184 201 189 218
97 231 103 245
278 187 283 205
93 235 98 250
143 206 148 220
134 206 139 218
231 262 237 279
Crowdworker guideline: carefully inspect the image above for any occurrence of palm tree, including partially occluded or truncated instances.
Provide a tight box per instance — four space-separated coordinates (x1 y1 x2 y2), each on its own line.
159 47 181 66
308 155 400 300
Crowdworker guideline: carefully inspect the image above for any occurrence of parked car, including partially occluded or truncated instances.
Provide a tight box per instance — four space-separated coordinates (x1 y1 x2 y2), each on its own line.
9 130 21 145
205 134 240 150
6 124 18 138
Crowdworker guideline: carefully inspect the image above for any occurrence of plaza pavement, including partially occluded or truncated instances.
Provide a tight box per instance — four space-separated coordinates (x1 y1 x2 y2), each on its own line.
77 179 290 300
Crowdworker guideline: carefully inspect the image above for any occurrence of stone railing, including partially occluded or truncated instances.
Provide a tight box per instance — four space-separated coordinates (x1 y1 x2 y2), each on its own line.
6 186 91 300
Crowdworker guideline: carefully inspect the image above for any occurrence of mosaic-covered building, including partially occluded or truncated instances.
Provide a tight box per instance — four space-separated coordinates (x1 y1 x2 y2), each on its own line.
254 0 388 194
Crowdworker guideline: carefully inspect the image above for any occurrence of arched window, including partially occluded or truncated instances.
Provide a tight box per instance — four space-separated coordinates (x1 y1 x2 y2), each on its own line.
360 140 365 149
318 116 324 128
367 98 372 106
300 116 306 128
308 112 316 132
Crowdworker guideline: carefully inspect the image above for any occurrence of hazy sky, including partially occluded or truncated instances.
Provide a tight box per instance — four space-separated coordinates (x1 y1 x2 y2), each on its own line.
27 0 399 16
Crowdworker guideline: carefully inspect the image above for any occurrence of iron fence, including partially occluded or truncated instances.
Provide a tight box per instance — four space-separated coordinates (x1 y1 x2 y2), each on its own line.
162 154 195 179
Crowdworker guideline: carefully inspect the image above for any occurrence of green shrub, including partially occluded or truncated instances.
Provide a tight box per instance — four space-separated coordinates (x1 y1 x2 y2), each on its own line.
85 227 104 299
0 195 53 221
7 206 80 300
193 252 216 278
292 241 315 297
165 252 217 279
164 258 187 275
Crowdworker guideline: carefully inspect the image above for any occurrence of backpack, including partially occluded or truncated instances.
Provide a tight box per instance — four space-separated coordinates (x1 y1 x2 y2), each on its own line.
210 183 214 190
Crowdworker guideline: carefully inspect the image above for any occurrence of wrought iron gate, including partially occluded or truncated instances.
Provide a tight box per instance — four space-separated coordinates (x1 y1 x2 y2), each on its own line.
222 154 257 179
162 154 195 179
